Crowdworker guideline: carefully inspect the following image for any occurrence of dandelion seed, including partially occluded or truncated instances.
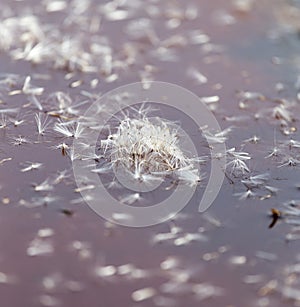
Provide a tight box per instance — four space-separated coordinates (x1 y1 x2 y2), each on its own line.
185 3 199 20
244 135 260 144
90 78 99 89
239 101 248 110
46 0 67 12
47 92 87 116
260 192 274 200
100 107 201 187
151 46 179 62
161 35 187 48
8 90 22 96
266 146 280 158
22 76 44 95
105 10 130 21
94 265 116 278
67 146 80 162
120 193 141 205
278 156 300 167
160 257 180 270
265 186 279 194
175 167 201 186
286 219 300 226
258 280 278 296
165 18 181 29
224 115 250 122
286 139 300 149
117 264 135 276
42 272 63 291
202 126 232 144
226 147 251 175
71 195 93 206
70 80 83 88
227 147 251 160
203 252 219 261
20 161 43 172
52 169 69 184
235 189 255 200
0 114 7 129
237 90 265 101
169 223 182 235
55 143 69 156
173 237 190 246
53 122 74 137
74 185 95 193
152 232 177 244
105 73 118 83
0 73 19 89
187 67 208 84
35 113 50 135
48 92 71 110
132 287 156 302
27 238 54 256
202 213 222 227
19 195 58 208
91 164 113 174
174 233 207 246
200 95 220 104
2 198 10 205
229 255 247 265
186 232 208 242
188 30 210 45
227 158 250 175
0 272 17 284
28 95 43 110
38 228 54 238
54 121 85 139
272 104 292 122
33 178 54 192
112 213 133 222
286 233 300 241
241 173 269 188
125 18 158 43
128 267 150 280
233 0 254 13
283 200 300 215
10 117 25 127
12 135 29 146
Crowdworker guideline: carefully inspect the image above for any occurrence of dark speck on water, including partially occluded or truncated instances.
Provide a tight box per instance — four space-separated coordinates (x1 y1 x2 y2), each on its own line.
60 209 74 217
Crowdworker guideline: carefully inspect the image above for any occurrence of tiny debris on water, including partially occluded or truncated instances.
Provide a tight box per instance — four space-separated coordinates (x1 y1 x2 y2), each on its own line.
131 287 157 302
268 208 282 229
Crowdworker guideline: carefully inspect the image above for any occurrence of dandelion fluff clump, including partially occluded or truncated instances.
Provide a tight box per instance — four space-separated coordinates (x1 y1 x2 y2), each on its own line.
100 111 201 186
